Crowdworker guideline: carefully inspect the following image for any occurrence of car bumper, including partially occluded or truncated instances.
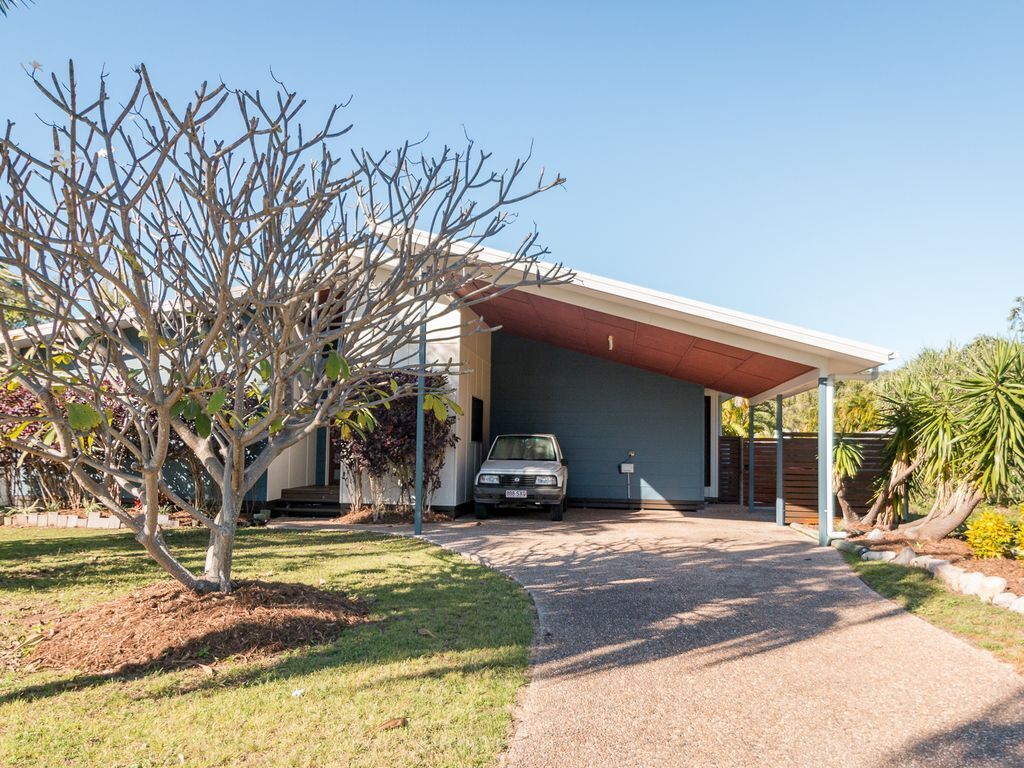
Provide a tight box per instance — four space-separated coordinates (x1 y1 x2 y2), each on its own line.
474 486 564 506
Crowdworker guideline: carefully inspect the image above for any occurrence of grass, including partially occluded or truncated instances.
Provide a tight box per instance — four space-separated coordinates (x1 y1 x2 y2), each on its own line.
0 526 534 768
843 552 1024 673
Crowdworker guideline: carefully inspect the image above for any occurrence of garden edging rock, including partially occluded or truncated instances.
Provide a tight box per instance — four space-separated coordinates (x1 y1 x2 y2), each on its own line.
853 542 1023 616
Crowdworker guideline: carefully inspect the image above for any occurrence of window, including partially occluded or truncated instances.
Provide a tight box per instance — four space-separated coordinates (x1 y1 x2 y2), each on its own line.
489 435 557 461
471 397 484 443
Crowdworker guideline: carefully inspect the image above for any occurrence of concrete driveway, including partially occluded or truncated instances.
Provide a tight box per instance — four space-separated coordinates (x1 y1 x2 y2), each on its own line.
278 506 1024 767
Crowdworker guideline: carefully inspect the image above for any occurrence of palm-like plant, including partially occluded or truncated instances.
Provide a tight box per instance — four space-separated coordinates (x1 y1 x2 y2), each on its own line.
0 0 31 16
861 379 923 527
899 340 1024 540
721 398 776 438
835 383 879 433
833 435 864 525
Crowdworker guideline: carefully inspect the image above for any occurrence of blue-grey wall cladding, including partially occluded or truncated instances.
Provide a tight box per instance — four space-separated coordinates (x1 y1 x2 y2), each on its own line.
490 333 705 503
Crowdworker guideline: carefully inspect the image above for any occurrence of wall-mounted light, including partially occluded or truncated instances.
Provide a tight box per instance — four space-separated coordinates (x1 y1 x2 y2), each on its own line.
608 335 614 351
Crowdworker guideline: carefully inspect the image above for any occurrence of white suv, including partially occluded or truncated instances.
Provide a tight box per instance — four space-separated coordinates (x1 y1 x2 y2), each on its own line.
473 434 569 521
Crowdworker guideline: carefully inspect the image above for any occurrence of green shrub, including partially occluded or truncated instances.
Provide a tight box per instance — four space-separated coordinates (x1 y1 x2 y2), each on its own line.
965 510 1016 559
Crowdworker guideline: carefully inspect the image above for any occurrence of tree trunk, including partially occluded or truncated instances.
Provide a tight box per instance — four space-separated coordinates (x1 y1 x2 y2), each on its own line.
204 483 241 593
137 528 205 591
862 457 920 528
204 523 236 593
344 466 363 514
897 483 984 541
836 479 859 526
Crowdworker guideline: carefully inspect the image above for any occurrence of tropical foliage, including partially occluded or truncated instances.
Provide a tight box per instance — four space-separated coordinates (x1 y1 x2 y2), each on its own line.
334 373 459 519
833 436 864 525
895 340 1024 540
965 509 1018 559
721 398 776 437
0 0 31 17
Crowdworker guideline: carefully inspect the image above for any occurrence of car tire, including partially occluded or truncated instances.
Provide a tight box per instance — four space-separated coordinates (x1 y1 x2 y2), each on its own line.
474 502 490 519
549 500 565 522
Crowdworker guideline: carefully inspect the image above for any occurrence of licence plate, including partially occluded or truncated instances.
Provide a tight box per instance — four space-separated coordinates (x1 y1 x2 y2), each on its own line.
505 489 528 499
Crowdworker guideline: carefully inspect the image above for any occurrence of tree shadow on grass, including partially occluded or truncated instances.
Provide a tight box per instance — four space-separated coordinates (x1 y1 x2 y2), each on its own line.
0 529 406 595
0 533 531 706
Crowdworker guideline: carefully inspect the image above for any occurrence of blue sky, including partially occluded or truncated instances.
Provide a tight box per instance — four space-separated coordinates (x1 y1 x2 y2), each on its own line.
1 1 1021 364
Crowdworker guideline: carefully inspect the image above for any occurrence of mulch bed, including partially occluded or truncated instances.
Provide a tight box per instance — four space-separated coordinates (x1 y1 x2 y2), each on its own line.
336 506 451 525
849 530 1024 594
27 580 367 675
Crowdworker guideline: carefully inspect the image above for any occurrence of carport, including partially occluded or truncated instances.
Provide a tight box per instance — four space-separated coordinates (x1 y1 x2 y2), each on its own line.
460 246 894 545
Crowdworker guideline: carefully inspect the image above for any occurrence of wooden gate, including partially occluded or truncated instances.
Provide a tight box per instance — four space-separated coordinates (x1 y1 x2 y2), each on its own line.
718 436 741 503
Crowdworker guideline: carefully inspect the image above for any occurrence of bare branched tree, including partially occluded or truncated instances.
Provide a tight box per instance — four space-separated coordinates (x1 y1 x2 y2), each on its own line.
0 61 568 592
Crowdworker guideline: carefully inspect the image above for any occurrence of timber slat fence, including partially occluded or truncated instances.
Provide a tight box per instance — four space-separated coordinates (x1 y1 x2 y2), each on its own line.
718 433 887 524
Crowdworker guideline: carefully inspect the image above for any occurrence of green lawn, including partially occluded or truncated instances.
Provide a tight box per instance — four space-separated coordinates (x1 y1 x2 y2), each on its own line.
0 526 534 768
843 552 1024 673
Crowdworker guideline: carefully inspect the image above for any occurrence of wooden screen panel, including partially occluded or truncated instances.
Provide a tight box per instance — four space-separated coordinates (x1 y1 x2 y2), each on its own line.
732 432 889 524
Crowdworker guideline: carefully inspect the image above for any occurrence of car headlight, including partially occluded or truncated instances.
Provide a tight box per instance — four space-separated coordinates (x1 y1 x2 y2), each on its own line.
534 475 558 486
477 474 500 485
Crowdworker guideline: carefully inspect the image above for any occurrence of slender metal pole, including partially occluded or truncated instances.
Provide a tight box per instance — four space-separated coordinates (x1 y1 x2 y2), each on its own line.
817 375 835 546
747 401 755 512
414 317 426 536
775 394 785 526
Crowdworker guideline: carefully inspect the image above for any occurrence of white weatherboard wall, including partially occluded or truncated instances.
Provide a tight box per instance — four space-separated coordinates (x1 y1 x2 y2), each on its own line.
337 303 491 511
450 310 491 507
265 435 319 502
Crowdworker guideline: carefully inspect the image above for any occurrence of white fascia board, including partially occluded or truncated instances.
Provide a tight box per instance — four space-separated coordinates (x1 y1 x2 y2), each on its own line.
747 370 824 405
407 230 895 374
517 280 832 371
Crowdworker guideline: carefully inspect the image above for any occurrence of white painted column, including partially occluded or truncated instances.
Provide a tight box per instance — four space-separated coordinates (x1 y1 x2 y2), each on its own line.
711 393 721 498
817 375 835 546
775 394 785 526
747 401 756 512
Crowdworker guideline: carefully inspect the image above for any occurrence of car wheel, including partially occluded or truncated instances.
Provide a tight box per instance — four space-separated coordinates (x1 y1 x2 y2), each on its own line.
474 502 490 519
549 500 565 522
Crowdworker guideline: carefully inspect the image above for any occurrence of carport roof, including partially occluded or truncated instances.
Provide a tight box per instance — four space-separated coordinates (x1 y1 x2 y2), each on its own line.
415 232 895 402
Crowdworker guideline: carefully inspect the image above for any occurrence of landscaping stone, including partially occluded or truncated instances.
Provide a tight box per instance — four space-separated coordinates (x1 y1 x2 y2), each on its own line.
924 558 950 574
1009 596 1024 614
87 510 102 528
861 550 892 561
865 528 885 541
978 576 1008 603
934 564 965 591
892 547 918 565
46 511 60 527
959 571 985 596
993 592 1018 609
831 539 864 555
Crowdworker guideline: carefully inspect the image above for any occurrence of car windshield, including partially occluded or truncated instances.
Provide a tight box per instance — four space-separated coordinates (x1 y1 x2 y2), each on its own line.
489 435 557 462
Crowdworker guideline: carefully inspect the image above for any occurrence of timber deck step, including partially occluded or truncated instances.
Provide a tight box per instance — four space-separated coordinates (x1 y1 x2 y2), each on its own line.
279 485 340 502
270 486 341 518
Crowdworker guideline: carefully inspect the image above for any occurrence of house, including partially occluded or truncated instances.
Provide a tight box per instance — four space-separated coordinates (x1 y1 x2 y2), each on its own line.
264 234 894 543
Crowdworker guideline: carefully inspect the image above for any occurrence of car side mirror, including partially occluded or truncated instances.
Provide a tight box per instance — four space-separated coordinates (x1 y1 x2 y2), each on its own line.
560 458 568 466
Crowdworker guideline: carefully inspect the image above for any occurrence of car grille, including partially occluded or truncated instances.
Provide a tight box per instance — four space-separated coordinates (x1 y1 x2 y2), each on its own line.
499 474 538 487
